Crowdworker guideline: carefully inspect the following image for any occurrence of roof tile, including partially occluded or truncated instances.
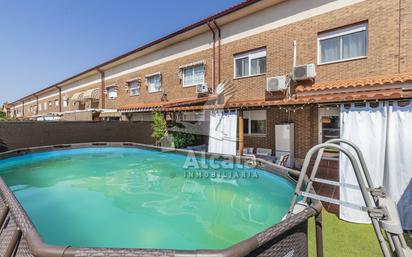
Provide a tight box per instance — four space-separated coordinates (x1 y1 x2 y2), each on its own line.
295 71 412 93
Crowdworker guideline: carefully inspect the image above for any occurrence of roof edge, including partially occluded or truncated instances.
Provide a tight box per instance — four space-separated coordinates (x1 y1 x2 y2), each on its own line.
10 0 263 105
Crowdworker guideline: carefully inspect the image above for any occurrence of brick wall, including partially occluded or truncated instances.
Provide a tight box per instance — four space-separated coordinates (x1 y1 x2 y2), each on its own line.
243 105 318 162
220 0 405 101
12 0 412 117
103 49 214 109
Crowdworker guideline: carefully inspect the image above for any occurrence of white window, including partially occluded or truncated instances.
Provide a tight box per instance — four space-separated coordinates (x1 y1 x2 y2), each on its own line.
63 98 68 107
107 86 117 99
55 99 59 106
243 110 267 135
48 101 52 106
318 23 368 64
128 81 140 96
38 104 42 111
44 102 47 110
146 74 162 93
182 64 205 87
234 48 266 78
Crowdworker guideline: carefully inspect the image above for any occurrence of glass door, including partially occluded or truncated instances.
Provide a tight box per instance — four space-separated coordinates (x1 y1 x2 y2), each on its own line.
318 107 340 159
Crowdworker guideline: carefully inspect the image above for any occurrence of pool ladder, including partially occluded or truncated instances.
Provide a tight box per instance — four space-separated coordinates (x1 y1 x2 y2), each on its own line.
287 139 412 257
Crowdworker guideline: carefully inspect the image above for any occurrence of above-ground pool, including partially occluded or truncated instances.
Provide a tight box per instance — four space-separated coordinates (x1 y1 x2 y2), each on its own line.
0 146 297 250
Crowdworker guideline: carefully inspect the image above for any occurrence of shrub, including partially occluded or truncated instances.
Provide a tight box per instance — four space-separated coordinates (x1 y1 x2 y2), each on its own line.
151 112 167 143
169 132 195 148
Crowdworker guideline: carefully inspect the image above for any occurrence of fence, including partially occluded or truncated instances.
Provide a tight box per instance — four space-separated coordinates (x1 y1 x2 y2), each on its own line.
0 121 154 152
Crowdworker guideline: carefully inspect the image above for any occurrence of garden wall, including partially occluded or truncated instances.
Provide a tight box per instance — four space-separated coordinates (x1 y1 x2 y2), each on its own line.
0 121 154 152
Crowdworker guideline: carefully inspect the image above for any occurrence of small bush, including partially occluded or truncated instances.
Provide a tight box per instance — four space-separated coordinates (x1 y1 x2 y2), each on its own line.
0 111 6 121
169 132 195 148
151 112 167 143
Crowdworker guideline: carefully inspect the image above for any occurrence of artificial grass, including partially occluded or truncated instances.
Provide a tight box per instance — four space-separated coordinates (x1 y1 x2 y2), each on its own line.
308 211 384 257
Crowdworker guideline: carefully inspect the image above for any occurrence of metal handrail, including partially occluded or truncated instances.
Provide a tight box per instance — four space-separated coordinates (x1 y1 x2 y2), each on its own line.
287 142 392 257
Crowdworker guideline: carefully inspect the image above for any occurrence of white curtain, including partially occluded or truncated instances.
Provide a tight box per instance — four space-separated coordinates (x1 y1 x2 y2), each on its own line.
340 101 412 229
340 102 387 223
385 101 412 230
208 110 237 156
342 31 367 59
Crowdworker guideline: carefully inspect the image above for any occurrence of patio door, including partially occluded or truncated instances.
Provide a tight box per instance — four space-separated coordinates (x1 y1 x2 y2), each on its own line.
318 107 340 159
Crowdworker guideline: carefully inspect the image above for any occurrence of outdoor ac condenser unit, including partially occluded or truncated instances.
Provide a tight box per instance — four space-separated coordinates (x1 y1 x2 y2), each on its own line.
196 83 208 94
266 76 287 92
293 64 316 81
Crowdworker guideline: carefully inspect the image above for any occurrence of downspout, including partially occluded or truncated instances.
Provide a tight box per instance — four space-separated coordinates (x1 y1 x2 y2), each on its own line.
36 95 39 114
213 20 221 84
22 100 25 118
57 87 62 113
398 0 402 73
207 21 216 94
97 69 105 109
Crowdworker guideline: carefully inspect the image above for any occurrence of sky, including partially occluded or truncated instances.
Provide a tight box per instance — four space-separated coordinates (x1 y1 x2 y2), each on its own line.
0 0 242 104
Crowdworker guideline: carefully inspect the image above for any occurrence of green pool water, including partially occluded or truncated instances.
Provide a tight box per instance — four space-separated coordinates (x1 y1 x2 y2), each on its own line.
0 147 295 250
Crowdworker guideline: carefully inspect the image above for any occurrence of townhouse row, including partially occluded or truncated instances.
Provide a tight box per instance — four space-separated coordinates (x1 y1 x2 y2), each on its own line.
7 0 412 165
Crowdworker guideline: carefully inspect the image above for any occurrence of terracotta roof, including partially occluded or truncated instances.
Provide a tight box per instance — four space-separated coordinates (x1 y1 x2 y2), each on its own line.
118 96 216 112
296 71 412 93
119 72 412 112
161 87 412 111
2 102 12 109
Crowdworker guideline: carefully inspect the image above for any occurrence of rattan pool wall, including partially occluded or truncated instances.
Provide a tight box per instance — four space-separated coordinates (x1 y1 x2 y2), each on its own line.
0 142 323 257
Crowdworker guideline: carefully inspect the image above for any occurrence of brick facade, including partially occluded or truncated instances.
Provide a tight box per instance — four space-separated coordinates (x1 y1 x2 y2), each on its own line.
243 105 318 162
8 0 412 168
11 0 412 117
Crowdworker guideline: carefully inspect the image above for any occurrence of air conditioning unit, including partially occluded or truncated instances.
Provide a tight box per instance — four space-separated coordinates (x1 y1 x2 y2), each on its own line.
266 76 287 92
196 83 208 94
293 64 316 81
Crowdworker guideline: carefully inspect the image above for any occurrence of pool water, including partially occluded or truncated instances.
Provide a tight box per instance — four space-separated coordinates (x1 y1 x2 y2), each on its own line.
0 147 295 250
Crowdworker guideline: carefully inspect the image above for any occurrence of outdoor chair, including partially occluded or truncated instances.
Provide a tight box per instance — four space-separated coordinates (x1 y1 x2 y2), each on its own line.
256 148 276 162
275 154 289 167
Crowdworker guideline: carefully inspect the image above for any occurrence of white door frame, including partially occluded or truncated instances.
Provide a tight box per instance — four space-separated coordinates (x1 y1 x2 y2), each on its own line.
318 107 340 143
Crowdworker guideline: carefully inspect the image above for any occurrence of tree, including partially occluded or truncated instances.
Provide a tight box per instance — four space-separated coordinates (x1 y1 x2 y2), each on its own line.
151 112 167 143
0 111 6 121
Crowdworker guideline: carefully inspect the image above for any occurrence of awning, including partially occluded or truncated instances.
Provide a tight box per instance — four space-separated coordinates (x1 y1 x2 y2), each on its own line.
83 88 100 100
118 96 216 113
179 60 206 69
99 111 121 118
71 92 84 102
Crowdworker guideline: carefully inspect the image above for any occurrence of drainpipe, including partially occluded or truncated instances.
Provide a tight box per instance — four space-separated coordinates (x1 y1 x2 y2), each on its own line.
97 69 105 109
238 110 244 156
57 87 62 113
22 100 25 118
213 20 221 84
292 40 297 68
207 21 216 94
289 40 298 99
36 95 39 114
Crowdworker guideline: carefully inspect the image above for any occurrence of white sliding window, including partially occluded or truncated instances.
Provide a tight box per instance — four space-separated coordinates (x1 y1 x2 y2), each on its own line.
182 65 205 87
146 74 162 92
234 48 266 78
318 23 368 64
107 86 117 99
243 110 267 135
129 81 140 96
